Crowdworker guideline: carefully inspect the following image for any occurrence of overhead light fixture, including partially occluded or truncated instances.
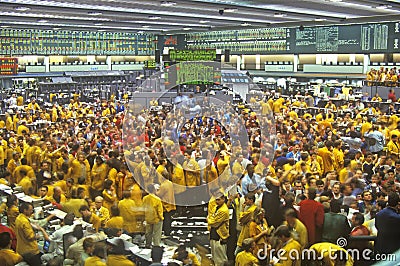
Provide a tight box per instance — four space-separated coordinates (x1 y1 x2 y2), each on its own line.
38 19 48 23
15 6 30 11
142 25 150 28
137 31 144 34
160 1 177 7
314 18 326 21
94 23 103 26
88 11 103 16
183 27 192 30
149 16 161 20
241 23 251 26
98 29 106 32
224 8 237 13
199 20 209 24
274 13 286 18
376 4 392 9
0 25 11 28
53 27 62 30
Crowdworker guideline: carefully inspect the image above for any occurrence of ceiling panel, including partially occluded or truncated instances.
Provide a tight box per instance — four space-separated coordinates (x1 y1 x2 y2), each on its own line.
0 0 399 33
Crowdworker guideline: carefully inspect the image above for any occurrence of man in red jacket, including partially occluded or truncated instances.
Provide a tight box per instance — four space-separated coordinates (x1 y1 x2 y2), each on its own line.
298 187 324 246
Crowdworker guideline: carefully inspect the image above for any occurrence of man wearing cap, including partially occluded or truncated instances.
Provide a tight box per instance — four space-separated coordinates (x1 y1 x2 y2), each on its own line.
207 193 229 266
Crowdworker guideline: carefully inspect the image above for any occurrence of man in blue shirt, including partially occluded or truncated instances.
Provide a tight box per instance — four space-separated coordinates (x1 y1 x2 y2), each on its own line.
241 164 266 195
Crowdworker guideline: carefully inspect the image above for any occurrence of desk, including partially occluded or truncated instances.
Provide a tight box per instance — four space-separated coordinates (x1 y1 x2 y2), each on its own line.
129 243 180 266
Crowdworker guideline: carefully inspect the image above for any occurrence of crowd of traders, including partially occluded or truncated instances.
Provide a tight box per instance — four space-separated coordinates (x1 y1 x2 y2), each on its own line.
0 85 399 266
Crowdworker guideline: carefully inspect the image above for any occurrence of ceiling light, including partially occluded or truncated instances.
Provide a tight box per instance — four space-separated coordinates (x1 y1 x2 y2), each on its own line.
53 27 62 30
376 4 392 9
224 8 237 13
160 1 177 7
241 23 251 26
199 20 209 24
274 13 286 18
183 27 192 30
0 25 10 28
137 31 144 34
98 29 106 32
314 18 326 21
88 11 103 15
94 23 103 26
148 16 161 20
38 19 48 23
15 6 30 11
142 25 150 28
329 0 342 2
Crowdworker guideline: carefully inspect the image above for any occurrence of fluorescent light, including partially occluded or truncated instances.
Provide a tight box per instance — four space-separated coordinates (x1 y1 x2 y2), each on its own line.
142 25 150 28
137 31 144 34
149 16 161 20
224 8 237 12
274 13 286 17
241 23 251 26
199 20 209 24
14 6 30 11
53 27 62 30
38 19 48 23
376 4 392 9
88 11 103 15
183 27 192 30
94 23 103 26
0 25 10 28
98 29 106 32
314 18 326 21
160 1 177 7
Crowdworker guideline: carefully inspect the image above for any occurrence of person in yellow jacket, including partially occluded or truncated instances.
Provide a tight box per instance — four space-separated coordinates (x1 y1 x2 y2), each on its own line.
106 239 135 266
17 170 33 195
7 152 21 183
92 196 110 228
84 242 106 266
309 242 354 266
157 170 176 236
102 179 118 211
89 155 107 197
171 155 186 194
105 205 124 230
16 120 29 136
5 113 13 131
69 152 91 185
235 238 259 266
387 134 400 159
183 152 201 187
283 209 308 249
79 205 101 233
318 141 335 174
207 193 230 266
273 225 301 266
237 193 257 254
143 184 164 247
15 202 50 264
118 191 142 234
0 231 23 266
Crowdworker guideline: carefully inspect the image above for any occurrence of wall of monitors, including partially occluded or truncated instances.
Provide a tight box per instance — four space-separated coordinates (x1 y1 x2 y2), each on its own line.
0 29 157 56
185 22 400 54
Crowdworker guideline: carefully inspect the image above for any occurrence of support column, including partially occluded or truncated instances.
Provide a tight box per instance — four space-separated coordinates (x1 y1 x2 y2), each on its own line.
363 54 370 73
236 55 241 71
44 56 50 72
255 54 261 70
106 56 112 71
293 54 299 72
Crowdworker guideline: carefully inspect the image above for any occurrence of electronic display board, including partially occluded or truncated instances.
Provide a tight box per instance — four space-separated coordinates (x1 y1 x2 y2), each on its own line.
0 57 18 75
169 49 217 61
0 29 157 56
184 22 400 54
164 61 221 90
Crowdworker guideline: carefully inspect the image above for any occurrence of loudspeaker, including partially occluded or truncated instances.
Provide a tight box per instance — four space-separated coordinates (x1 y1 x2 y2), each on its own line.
155 49 161 64
384 53 393 63
224 49 230 62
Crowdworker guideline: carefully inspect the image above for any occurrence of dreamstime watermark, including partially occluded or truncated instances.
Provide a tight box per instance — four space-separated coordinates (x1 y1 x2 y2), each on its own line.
257 237 396 263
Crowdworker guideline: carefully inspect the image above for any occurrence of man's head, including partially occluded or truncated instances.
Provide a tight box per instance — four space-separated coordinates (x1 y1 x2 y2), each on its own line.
351 212 365 227
0 232 11 249
274 225 292 242
244 192 256 206
388 192 400 208
19 202 34 217
362 191 372 202
215 193 226 207
39 186 49 197
94 196 104 210
241 238 256 253
284 209 297 224
79 205 91 218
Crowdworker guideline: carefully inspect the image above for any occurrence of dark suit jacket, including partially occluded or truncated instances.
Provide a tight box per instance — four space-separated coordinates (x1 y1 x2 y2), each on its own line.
375 207 400 254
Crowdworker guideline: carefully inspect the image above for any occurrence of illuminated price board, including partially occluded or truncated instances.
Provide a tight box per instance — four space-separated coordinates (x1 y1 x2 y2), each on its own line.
0 57 18 75
169 49 217 62
144 60 157 69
